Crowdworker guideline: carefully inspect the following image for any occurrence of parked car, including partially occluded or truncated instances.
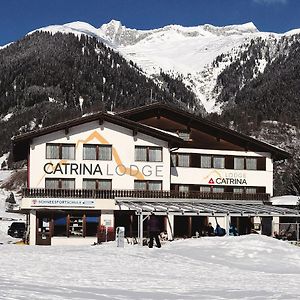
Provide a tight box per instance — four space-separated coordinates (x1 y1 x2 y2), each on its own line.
7 222 26 238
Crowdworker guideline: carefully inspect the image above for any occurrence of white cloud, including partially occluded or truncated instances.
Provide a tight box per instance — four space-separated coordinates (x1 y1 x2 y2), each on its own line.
253 0 288 4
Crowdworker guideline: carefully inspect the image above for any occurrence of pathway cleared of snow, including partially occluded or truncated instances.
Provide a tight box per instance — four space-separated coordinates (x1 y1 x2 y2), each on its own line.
1 235 300 299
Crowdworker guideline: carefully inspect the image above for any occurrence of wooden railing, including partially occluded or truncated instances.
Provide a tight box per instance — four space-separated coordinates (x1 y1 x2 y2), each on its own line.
22 188 270 201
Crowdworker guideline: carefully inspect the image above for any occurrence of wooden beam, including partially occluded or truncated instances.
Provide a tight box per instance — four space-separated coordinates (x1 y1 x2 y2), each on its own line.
156 109 161 119
133 128 138 136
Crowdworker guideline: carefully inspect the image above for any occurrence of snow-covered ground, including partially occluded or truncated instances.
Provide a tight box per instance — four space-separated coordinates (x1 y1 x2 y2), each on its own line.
1 235 300 299
0 170 25 243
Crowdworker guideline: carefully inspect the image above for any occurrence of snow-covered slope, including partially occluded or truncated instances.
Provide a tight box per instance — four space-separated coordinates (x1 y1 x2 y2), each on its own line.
33 20 298 112
1 235 300 299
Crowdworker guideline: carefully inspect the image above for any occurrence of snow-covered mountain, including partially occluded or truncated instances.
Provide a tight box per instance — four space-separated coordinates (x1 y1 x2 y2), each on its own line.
33 20 293 112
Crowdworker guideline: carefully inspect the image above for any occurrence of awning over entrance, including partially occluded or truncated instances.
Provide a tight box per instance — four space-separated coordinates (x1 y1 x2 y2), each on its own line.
115 198 300 217
116 198 300 246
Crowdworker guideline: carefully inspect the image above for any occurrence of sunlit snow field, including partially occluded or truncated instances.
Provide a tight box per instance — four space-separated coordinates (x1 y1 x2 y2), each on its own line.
1 235 300 300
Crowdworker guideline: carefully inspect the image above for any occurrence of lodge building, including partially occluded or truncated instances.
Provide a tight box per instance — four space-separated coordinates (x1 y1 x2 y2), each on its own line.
12 103 298 245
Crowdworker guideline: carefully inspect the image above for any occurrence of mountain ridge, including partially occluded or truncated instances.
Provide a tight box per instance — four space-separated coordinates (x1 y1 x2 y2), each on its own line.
26 20 300 113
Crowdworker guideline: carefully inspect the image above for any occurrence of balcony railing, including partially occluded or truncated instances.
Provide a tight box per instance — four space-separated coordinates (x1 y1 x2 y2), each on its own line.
22 188 270 202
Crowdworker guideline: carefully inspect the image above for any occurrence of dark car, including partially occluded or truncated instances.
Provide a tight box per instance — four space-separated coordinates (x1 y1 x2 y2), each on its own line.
7 222 26 238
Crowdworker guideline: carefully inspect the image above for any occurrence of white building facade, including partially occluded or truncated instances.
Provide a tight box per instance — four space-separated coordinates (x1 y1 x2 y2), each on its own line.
13 103 294 245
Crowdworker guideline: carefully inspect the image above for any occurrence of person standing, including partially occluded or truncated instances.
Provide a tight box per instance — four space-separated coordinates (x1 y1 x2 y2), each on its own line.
204 222 215 236
147 213 161 248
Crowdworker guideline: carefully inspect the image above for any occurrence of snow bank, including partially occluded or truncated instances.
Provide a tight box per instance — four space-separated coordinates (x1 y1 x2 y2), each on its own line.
1 235 300 299
271 195 299 206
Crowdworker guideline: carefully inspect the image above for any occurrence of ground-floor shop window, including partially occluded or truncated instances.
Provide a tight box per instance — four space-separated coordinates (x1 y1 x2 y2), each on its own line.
36 211 100 239
69 215 84 237
53 216 67 236
86 216 99 236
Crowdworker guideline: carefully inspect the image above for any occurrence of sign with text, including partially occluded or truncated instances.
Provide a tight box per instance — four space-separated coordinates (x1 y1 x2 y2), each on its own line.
31 198 95 207
204 170 247 186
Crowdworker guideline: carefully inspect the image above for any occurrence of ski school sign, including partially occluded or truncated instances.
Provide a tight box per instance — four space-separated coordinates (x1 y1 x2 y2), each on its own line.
205 171 247 186
31 198 95 207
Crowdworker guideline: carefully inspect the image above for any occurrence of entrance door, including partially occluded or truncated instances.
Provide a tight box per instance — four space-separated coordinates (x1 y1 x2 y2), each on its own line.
232 217 253 235
36 216 52 245
261 217 272 236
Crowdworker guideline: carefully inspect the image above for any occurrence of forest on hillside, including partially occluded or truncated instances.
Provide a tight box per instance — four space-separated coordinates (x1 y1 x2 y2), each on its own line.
0 32 200 156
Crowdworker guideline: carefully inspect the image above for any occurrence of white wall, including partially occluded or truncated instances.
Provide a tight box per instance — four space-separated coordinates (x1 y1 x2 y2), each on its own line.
29 120 170 191
171 148 273 195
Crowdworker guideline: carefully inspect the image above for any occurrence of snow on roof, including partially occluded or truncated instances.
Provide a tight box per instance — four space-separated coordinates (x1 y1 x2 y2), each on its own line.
142 124 181 138
271 195 299 206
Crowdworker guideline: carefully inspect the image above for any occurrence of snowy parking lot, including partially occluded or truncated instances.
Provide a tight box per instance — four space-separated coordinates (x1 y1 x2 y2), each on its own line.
1 235 300 300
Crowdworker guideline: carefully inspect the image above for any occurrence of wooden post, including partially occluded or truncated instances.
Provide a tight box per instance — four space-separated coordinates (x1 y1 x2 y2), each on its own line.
66 214 70 237
188 216 192 238
83 213 86 238
129 214 133 237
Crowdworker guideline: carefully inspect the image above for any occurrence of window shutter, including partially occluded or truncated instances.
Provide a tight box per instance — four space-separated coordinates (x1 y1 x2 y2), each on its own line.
257 157 266 170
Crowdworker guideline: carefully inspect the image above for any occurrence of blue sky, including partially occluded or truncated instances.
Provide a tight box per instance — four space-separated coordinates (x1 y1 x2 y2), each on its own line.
0 0 299 46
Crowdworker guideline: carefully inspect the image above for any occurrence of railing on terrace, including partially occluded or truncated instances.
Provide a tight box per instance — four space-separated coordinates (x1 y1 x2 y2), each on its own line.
22 188 270 201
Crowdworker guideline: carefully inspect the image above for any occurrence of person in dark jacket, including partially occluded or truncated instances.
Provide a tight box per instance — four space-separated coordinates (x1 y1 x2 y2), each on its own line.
147 213 161 248
206 222 215 236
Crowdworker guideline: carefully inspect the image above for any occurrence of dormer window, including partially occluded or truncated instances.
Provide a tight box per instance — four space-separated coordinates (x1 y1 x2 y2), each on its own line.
177 131 190 141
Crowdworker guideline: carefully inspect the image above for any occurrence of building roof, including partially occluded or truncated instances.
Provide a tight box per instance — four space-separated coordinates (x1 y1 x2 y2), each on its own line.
119 103 290 161
116 198 300 217
12 111 183 162
271 195 299 206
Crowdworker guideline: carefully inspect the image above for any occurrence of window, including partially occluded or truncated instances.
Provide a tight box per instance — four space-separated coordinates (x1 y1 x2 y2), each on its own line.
149 147 162 162
212 186 224 193
46 144 75 160
135 146 147 161
69 215 83 237
98 179 112 190
61 179 75 189
83 179 112 190
83 145 97 160
45 178 59 189
135 146 162 162
246 158 257 170
178 185 189 192
99 145 112 160
178 154 190 167
46 144 59 159
233 187 244 193
53 215 67 236
201 155 211 168
45 178 75 189
246 187 257 194
83 144 112 161
177 131 190 141
170 153 190 167
82 179 97 190
148 181 162 191
234 157 259 170
134 180 147 190
134 180 162 191
85 215 99 237
213 157 225 169
234 157 244 170
200 186 211 193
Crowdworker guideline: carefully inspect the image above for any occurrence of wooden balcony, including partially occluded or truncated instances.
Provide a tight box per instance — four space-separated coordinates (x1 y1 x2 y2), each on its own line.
22 188 270 202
